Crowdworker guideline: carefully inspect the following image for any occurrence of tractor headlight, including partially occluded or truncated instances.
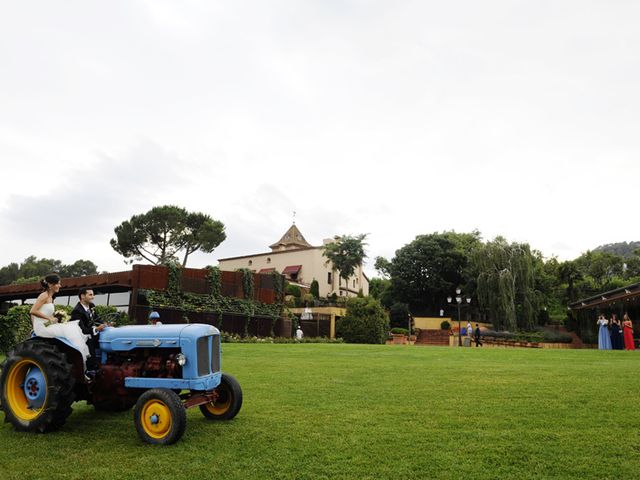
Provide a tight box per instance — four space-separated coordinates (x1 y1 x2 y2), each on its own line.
176 353 187 366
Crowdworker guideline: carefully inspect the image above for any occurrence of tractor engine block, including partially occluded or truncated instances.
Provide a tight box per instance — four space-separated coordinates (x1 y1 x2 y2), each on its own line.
91 349 181 407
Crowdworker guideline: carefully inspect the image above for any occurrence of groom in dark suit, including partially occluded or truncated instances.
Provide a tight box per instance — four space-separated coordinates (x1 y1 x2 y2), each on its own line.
71 288 106 371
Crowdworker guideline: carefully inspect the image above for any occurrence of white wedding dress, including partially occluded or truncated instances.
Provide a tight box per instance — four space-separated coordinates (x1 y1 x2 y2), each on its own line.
32 303 90 362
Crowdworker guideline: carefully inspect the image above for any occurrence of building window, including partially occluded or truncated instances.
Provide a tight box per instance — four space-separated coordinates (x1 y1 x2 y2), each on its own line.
248 260 253 266
54 296 71 306
353 280 356 288
267 257 271 264
327 272 332 284
108 292 131 307
92 294 108 306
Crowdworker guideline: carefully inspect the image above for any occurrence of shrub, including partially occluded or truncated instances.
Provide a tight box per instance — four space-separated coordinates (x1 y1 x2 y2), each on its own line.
0 305 33 354
336 297 389 344
547 314 566 326
0 304 76 354
93 305 133 326
0 304 139 355
310 280 320 299
540 330 572 343
580 332 598 345
440 320 451 330
302 293 314 306
285 284 301 298
390 327 409 335
389 302 410 329
219 331 344 344
480 328 573 344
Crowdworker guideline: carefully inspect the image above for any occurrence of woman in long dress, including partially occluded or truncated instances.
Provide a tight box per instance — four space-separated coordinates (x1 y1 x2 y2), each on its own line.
622 313 635 351
610 317 623 350
597 315 611 350
30 273 90 363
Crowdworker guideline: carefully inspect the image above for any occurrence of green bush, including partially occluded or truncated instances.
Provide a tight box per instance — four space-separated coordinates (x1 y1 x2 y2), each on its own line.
481 329 573 344
285 284 302 298
390 327 409 335
310 280 320 299
0 304 138 355
0 304 75 354
540 329 573 343
93 305 133 326
0 305 33 354
580 332 598 345
547 314 566 325
389 302 410 329
440 320 451 330
336 297 389 344
219 331 344 344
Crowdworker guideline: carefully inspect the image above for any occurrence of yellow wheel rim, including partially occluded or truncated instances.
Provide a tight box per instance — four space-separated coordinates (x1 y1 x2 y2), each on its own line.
141 400 172 439
205 385 232 415
5 359 47 421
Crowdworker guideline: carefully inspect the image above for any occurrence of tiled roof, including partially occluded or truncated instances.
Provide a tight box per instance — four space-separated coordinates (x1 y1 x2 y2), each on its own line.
269 224 312 250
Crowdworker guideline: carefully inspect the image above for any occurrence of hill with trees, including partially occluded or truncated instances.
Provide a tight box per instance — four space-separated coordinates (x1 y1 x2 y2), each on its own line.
593 241 640 258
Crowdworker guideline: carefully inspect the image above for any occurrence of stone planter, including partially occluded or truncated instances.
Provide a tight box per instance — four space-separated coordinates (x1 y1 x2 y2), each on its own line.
392 334 408 345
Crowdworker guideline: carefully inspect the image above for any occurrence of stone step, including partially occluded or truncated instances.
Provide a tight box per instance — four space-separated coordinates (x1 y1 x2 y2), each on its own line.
415 340 449 346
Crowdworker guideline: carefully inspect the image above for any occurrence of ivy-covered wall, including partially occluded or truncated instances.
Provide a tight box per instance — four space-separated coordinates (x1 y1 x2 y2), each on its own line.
138 265 287 337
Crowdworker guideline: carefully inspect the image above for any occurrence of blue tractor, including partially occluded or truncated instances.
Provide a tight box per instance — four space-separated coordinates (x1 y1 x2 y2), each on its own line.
0 322 242 444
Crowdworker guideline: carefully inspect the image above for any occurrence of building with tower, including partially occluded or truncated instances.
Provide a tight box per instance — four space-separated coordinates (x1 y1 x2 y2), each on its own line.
217 224 369 298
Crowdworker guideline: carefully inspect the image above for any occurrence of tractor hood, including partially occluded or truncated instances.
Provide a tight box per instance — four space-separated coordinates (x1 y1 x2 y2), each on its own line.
99 323 219 352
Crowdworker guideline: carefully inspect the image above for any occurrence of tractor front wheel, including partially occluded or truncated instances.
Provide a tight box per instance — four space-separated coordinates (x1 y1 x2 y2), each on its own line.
133 388 186 445
199 373 243 421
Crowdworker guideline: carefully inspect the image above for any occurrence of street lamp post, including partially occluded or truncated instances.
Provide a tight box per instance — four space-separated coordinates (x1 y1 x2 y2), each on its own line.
447 287 471 347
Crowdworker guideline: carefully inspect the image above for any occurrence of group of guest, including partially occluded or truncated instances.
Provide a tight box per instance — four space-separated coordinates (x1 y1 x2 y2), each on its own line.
597 313 635 350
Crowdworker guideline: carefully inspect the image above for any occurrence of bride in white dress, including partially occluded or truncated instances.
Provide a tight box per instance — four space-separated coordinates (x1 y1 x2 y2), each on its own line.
30 274 90 363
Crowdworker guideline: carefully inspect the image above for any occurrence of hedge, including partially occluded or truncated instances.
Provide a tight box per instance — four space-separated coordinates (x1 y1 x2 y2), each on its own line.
481 329 573 344
0 304 132 354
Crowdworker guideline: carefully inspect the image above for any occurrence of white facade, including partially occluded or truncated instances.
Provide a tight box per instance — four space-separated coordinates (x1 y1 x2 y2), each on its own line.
218 226 369 298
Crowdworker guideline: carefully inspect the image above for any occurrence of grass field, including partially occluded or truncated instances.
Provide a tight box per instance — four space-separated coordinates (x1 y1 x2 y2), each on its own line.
1 344 639 480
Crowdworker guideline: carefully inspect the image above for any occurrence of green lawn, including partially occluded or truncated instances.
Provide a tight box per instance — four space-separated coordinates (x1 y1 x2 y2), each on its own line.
1 344 639 479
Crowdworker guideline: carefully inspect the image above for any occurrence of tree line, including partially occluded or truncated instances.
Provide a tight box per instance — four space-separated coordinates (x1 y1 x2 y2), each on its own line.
0 256 99 286
2 204 638 336
369 231 640 332
0 205 226 286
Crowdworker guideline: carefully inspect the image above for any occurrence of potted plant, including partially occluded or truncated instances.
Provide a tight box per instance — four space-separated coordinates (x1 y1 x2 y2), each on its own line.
390 327 409 344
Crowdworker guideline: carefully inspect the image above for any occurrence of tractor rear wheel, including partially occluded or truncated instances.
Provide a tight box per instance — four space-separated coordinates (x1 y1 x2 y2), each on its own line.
0 339 76 432
133 388 186 445
199 373 243 420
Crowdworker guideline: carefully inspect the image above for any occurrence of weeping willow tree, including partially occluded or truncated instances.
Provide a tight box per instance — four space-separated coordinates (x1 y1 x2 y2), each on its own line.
473 237 541 331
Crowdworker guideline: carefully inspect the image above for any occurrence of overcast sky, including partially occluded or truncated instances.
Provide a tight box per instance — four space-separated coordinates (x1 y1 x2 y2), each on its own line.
1 1 639 278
